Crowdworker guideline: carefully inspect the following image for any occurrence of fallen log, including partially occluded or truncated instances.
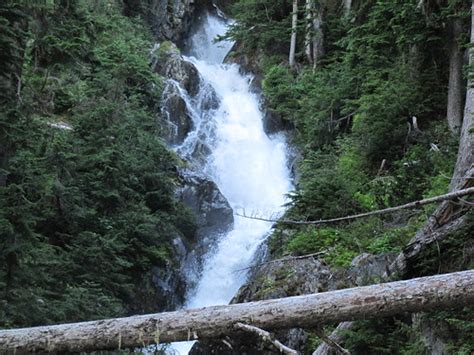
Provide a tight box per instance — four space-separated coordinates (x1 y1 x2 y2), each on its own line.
1 270 473 354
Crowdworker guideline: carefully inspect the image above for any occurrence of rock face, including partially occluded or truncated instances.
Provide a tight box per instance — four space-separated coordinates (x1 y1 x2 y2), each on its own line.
172 169 234 291
142 0 198 43
148 168 233 310
152 41 205 146
160 81 193 145
152 41 201 96
176 169 234 239
191 252 396 354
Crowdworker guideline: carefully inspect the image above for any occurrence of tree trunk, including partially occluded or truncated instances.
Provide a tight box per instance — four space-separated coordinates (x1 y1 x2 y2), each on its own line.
289 0 298 68
1 270 473 354
305 0 314 64
343 0 352 15
451 0 474 188
312 2 324 69
447 17 464 135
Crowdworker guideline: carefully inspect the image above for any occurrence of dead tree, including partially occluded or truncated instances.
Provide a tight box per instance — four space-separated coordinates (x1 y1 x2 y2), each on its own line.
305 0 314 64
447 16 464 135
0 270 473 354
289 0 299 68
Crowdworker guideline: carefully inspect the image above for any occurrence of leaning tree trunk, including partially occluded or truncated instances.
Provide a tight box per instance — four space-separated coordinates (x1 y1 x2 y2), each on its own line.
1 271 473 354
447 17 464 135
451 0 474 188
289 0 298 68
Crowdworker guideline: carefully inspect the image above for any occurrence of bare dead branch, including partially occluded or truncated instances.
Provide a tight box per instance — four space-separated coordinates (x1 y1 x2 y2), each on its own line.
235 250 331 272
234 323 299 355
236 187 474 226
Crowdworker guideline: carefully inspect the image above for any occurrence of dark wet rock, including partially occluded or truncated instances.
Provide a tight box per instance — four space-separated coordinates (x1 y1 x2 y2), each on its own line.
151 262 186 311
412 313 449 355
176 169 234 237
160 81 193 145
152 41 201 96
198 82 220 111
173 168 233 289
286 143 303 186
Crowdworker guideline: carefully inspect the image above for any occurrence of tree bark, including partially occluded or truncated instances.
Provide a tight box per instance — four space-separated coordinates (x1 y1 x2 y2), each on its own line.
1 270 473 354
289 0 298 68
447 17 464 135
312 2 324 69
451 0 474 188
343 0 352 15
305 0 314 63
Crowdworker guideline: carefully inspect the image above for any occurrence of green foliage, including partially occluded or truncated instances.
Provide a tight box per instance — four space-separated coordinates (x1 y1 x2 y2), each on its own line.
226 0 292 55
344 318 428 355
282 216 415 268
0 0 196 328
431 307 474 355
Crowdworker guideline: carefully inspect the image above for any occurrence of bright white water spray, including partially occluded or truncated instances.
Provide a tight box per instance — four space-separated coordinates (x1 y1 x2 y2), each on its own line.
171 13 292 354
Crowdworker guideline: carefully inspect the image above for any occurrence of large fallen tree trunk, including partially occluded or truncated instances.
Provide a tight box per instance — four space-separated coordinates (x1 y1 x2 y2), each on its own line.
1 270 473 354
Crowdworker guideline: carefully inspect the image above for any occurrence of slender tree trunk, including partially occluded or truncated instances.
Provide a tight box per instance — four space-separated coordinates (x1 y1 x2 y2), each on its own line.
1 271 473 354
312 2 324 69
289 0 298 68
343 0 352 15
305 0 314 63
447 17 464 135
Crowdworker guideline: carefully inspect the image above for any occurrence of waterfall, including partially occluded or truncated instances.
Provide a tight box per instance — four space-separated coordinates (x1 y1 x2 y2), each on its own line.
170 13 292 354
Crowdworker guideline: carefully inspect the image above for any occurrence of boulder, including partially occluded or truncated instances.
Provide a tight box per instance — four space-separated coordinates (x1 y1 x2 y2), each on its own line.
176 169 233 237
174 168 233 288
152 41 201 96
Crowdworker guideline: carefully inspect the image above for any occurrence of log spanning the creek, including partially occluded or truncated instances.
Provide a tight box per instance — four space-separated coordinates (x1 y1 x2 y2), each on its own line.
1 270 473 354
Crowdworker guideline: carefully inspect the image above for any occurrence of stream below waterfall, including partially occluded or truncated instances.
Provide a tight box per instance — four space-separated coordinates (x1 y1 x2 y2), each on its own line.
170 12 293 354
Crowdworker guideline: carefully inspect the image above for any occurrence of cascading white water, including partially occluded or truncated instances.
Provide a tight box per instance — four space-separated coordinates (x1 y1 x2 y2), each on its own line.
171 13 292 354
